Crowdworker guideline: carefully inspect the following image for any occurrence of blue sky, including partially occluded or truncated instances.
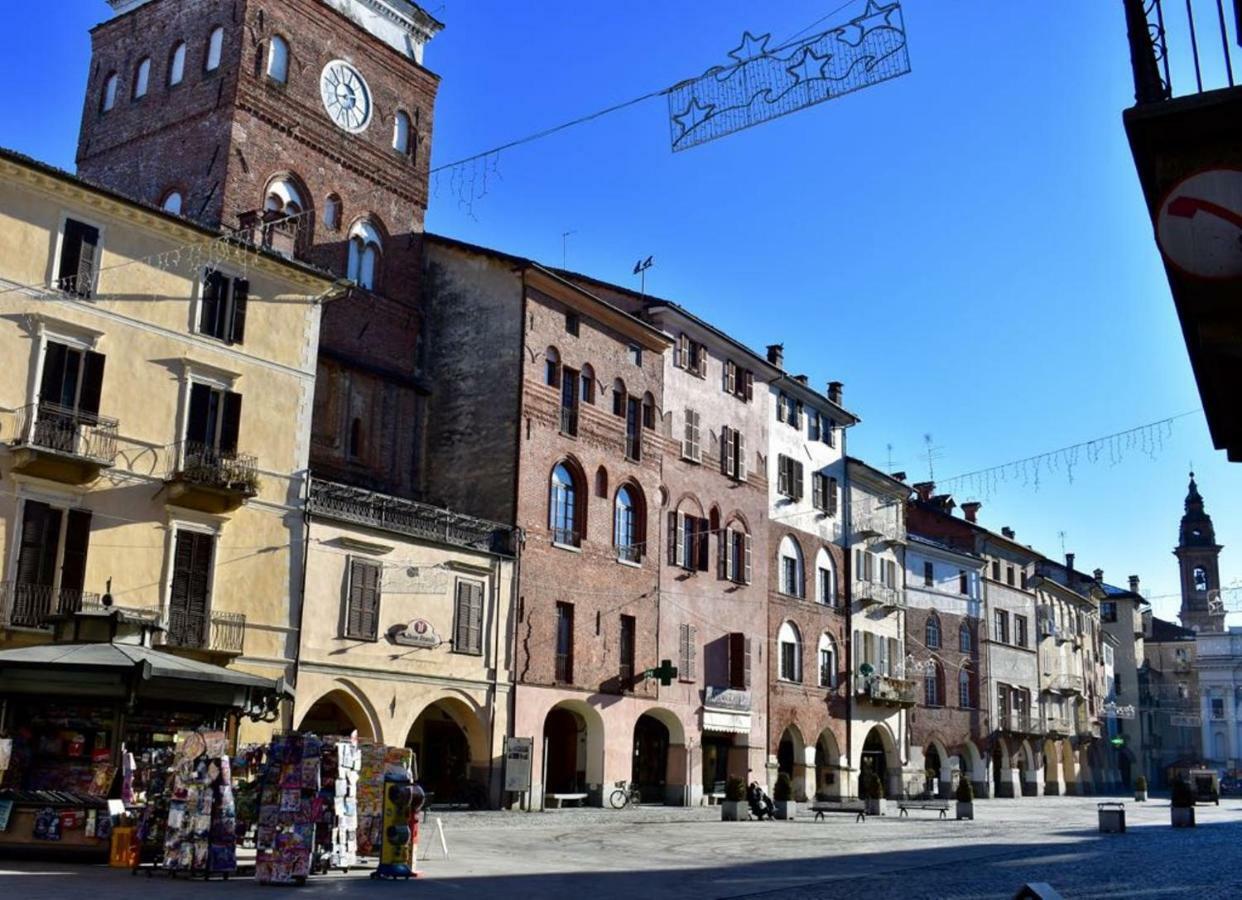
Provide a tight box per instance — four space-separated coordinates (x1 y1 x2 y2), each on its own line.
1 0 1238 623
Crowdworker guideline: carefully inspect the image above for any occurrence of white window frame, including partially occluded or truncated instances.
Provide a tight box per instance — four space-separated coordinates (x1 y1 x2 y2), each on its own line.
778 620 801 683
267 35 289 83
206 26 225 73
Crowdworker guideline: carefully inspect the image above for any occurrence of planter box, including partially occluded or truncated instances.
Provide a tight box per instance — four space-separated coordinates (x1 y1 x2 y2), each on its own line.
1134 790 1147 802
864 798 884 817
774 800 796 820
956 801 974 821
1098 804 1126 833
721 800 746 822
1171 806 1196 828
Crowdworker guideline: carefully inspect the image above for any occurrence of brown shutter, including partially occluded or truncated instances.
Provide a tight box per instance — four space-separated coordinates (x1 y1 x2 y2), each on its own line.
347 558 381 640
696 518 709 572
186 383 211 446
667 511 678 565
200 270 226 336
17 501 60 588
794 461 804 500
170 530 213 646
79 351 106 417
728 632 745 689
228 277 249 344
59 509 93 596
454 580 470 650
220 391 242 454
346 559 365 637
39 342 68 406
717 527 728 579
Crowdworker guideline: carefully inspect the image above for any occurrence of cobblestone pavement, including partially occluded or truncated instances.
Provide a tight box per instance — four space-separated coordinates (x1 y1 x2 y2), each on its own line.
2 796 1240 899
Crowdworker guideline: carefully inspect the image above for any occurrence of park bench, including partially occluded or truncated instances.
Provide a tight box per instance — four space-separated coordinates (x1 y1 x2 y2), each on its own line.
897 801 949 819
546 792 588 808
810 800 866 823
705 781 726 805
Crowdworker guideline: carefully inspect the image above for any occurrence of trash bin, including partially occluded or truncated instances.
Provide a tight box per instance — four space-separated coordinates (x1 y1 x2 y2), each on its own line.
1097 801 1126 834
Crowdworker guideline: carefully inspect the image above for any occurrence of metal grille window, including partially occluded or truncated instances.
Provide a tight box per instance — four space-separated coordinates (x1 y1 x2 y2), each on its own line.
344 557 380 640
453 579 484 655
555 602 574 683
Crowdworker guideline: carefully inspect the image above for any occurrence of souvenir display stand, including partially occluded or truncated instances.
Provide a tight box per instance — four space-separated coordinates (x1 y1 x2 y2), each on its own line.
357 742 415 858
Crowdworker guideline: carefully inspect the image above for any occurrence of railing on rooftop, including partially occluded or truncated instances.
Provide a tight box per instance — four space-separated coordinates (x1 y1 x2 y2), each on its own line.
1125 0 1240 104
308 477 514 555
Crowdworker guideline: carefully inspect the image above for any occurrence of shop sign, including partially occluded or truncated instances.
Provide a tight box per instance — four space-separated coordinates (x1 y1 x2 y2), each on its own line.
388 618 441 649
704 686 751 712
1102 702 1136 720
1171 714 1202 727
503 737 533 793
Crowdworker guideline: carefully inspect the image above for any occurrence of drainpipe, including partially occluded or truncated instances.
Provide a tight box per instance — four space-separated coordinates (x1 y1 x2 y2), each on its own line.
292 471 314 732
842 432 854 796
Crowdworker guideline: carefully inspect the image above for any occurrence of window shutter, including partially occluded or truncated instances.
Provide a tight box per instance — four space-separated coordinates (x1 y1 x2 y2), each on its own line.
200 270 225 336
744 636 753 689
721 426 734 477
679 623 690 676
828 477 838 515
696 518 709 572
57 222 84 293
675 511 686 568
220 391 243 455
696 343 707 377
185 383 212 446
722 527 734 580
825 419 835 447
737 431 747 481
228 277 249 344
725 360 736 394
68 221 99 298
79 351 106 417
454 580 470 650
690 410 701 460
778 456 788 495
743 533 753 584
467 582 484 653
728 632 745 689
794 461 804 500
813 473 824 510
59 509 93 595
676 333 687 368
168 530 196 639
667 510 678 564
794 400 804 429
687 625 697 681
360 559 381 639
17 501 61 589
39 342 69 405
744 370 754 402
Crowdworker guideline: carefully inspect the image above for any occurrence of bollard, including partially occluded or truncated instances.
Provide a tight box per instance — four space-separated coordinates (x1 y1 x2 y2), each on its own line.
1097 801 1126 834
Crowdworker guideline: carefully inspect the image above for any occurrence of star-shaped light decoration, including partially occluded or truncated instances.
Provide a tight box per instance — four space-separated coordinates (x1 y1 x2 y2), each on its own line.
837 0 902 48
672 98 716 143
785 45 832 85
728 31 771 64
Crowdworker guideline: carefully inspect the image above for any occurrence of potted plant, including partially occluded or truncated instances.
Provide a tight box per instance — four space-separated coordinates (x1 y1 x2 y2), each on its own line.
1170 777 1195 828
721 776 747 822
925 768 939 798
955 777 975 820
773 772 796 820
862 771 884 816
1134 775 1148 803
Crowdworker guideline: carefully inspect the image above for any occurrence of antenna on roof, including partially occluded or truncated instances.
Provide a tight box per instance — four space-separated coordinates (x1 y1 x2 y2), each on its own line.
633 255 654 296
923 433 943 482
561 230 576 269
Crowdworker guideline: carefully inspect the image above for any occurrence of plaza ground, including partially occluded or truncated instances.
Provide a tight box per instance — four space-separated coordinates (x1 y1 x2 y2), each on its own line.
2 796 1241 898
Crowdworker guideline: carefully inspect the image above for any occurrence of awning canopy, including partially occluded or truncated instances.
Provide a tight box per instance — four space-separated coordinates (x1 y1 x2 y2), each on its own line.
702 709 751 736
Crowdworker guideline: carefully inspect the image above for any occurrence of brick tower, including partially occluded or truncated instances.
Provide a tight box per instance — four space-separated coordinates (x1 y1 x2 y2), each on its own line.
1175 472 1226 633
76 0 444 498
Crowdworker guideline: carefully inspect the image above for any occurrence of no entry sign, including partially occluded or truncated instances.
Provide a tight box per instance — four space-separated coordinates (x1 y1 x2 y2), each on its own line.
1156 168 1242 280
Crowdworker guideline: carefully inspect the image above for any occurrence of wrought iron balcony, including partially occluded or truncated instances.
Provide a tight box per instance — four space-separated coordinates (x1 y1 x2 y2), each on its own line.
856 674 918 708
1046 674 1085 695
308 478 515 555
162 610 246 655
9 403 118 484
1 582 102 630
1124 0 1239 105
998 713 1045 737
1044 716 1073 737
854 582 904 610
235 208 305 260
164 441 259 513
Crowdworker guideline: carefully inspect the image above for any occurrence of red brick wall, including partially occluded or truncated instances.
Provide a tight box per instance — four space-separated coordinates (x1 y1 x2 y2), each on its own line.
905 605 985 757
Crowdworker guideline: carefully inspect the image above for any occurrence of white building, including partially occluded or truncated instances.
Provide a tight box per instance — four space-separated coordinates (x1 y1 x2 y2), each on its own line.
1196 627 1242 771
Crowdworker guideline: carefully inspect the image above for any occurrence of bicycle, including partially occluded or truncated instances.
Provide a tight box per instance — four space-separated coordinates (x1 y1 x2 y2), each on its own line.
608 780 642 809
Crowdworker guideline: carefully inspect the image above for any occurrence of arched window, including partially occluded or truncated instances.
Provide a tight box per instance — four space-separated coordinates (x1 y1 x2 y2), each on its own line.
778 535 804 598
778 621 802 683
818 633 837 688
101 72 118 112
346 220 382 290
1193 566 1209 592
925 661 943 706
161 191 184 215
205 26 224 73
959 620 973 652
926 612 941 649
594 466 608 499
168 41 187 86
722 517 751 585
815 548 836 606
264 177 304 217
958 666 973 708
267 35 289 83
323 194 342 231
544 347 560 387
133 58 151 99
580 364 595 404
612 378 627 417
642 391 655 429
549 462 581 547
393 111 411 155
614 484 645 563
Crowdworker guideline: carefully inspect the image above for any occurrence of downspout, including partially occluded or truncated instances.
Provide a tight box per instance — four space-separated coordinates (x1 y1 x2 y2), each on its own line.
512 268 531 807
292 471 314 732
842 432 854 795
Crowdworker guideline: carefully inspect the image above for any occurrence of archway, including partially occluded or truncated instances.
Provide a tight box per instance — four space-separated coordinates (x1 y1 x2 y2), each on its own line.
406 698 486 807
632 714 670 803
1061 739 1079 794
777 725 807 800
958 741 985 795
815 729 844 799
297 688 375 740
862 725 898 797
924 744 943 797
991 738 1013 798
1043 739 1062 795
542 701 604 798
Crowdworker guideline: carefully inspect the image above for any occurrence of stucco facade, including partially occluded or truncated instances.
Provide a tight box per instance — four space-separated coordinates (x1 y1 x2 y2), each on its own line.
0 150 338 744
1195 628 1242 770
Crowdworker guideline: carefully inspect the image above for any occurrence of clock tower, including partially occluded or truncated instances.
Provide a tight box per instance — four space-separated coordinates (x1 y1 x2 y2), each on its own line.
1175 472 1226 633
75 0 444 499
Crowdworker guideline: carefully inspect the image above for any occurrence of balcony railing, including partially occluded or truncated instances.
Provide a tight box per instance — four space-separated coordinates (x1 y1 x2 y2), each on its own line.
857 674 918 707
551 527 580 547
555 652 573 684
999 713 1044 736
13 403 119 466
854 582 904 609
169 441 259 493
1047 674 1085 694
308 478 514 555
560 405 579 437
1125 0 1239 104
1 582 102 629
162 610 246 655
617 543 644 564
1043 716 1073 736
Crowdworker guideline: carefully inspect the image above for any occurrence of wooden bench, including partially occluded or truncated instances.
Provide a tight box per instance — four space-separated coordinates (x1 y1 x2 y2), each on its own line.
810 801 866 823
897 801 948 819
545 793 588 808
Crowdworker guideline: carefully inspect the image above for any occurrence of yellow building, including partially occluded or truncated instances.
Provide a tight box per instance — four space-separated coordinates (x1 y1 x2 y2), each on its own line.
0 148 341 743
295 477 517 807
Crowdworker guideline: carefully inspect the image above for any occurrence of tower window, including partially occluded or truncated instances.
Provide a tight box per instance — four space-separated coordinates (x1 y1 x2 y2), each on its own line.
1193 566 1209 592
169 41 187 86
100 72 118 113
393 112 411 155
205 26 224 73
161 191 184 215
346 221 382 291
323 195 342 231
267 35 289 84
133 58 151 99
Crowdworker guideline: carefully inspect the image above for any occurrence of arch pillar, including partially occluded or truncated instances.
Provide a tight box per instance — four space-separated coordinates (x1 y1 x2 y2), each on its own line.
1043 739 1064 796
1061 739 1080 795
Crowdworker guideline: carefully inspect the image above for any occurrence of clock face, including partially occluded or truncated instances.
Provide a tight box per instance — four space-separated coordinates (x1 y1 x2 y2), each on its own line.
320 61 372 133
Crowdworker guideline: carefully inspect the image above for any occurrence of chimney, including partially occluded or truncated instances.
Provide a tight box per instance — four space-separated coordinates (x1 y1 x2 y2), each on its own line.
891 471 907 482
1093 568 1104 583
961 501 981 523
827 381 843 405
913 481 935 502
1065 552 1075 572
1129 574 1141 594
766 344 784 367
1001 526 1015 539
793 374 808 384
